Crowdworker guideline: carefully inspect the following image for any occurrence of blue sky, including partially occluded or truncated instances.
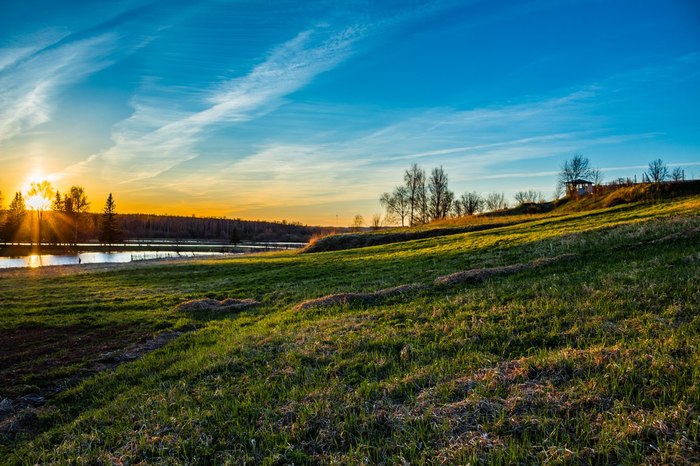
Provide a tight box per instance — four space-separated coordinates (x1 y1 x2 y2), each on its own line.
1 0 699 224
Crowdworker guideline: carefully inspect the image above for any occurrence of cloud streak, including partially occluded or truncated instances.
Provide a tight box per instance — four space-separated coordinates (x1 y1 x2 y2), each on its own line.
0 33 118 144
130 82 667 217
64 24 365 184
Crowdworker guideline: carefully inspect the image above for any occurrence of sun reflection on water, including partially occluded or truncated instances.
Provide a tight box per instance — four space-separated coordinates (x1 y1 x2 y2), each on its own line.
28 254 43 268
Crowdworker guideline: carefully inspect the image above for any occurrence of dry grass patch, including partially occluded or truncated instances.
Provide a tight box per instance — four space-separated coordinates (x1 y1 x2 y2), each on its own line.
293 284 427 311
434 253 576 286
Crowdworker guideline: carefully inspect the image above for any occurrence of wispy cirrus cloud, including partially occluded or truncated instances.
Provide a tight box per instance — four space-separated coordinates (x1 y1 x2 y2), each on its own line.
138 88 600 210
0 33 118 144
63 24 365 184
154 83 666 214
0 3 166 147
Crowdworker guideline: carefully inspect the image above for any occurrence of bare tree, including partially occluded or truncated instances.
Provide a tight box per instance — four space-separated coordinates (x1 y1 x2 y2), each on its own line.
404 164 427 226
452 200 463 217
671 167 684 182
379 186 410 226
558 153 594 195
371 213 381 230
645 159 668 183
461 192 483 215
351 214 364 231
485 192 508 212
513 190 544 205
418 180 429 224
591 168 604 186
428 166 453 221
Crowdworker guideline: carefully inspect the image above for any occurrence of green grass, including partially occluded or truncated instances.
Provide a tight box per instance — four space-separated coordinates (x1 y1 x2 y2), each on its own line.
1 196 699 464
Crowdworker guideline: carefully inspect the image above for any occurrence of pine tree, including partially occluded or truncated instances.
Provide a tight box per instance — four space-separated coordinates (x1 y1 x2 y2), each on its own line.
99 193 120 245
4 192 26 244
52 191 63 211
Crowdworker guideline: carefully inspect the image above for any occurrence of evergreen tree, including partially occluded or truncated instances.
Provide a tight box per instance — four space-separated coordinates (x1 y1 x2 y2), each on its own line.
99 193 120 245
4 192 26 244
52 190 63 211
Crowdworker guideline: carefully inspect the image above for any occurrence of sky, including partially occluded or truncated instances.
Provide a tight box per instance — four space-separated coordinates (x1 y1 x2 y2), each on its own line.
1 0 699 225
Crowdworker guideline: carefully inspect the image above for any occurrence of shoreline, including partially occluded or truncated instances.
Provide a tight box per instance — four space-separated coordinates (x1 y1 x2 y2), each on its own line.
0 252 252 279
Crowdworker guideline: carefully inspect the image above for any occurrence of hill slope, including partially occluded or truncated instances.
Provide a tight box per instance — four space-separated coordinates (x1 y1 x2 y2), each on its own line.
1 196 699 464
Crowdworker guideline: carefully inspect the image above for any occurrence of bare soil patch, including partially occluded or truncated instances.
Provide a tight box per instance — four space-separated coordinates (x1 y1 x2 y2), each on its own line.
0 325 183 438
0 324 152 399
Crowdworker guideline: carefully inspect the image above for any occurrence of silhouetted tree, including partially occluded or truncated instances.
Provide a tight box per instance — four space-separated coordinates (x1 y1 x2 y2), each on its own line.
452 200 463 217
52 190 63 211
591 168 604 187
351 214 364 231
558 153 594 195
380 186 410 227
671 167 684 182
404 164 427 226
68 186 89 246
99 193 120 245
645 158 668 183
461 192 484 216
485 192 508 212
4 192 26 244
28 180 54 249
371 213 381 230
428 166 453 220
514 190 544 205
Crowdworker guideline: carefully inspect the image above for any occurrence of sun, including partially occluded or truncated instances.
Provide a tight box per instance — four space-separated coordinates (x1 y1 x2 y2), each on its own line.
25 178 54 211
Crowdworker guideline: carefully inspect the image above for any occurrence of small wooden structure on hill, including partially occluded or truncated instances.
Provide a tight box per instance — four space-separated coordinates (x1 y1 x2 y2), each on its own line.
566 179 593 196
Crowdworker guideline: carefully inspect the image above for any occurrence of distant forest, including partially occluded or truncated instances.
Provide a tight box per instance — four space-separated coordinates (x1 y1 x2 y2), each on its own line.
0 181 340 245
115 214 326 243
1 211 330 245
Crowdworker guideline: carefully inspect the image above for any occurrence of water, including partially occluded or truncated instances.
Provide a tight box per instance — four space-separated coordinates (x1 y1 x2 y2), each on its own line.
0 241 306 269
0 251 227 269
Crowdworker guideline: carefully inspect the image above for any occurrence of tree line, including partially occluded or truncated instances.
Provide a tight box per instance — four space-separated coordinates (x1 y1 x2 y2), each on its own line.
380 156 688 226
0 184 330 247
379 163 519 226
1 185 96 246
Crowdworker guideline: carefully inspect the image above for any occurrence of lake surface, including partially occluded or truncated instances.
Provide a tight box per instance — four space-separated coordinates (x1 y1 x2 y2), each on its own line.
0 251 228 269
0 241 306 269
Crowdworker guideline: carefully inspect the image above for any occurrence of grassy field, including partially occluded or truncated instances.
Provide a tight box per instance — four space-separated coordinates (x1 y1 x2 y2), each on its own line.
1 196 699 464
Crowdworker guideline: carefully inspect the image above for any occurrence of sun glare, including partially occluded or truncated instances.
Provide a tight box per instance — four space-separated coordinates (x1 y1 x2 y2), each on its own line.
28 254 43 268
26 193 50 210
25 177 54 211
